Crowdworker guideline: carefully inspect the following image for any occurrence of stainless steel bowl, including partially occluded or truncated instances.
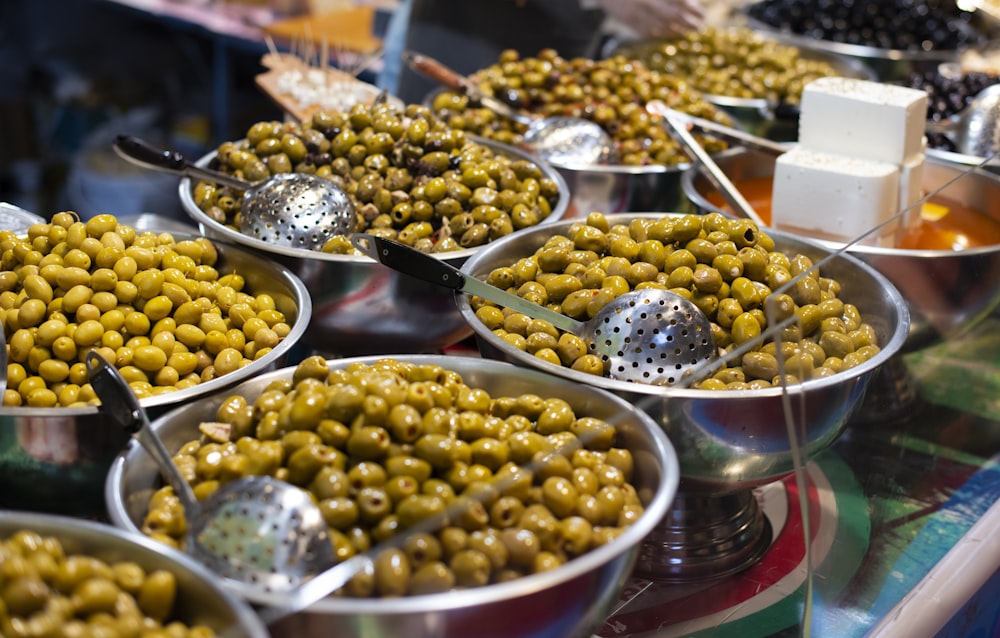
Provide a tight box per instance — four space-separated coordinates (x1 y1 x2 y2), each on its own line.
0 510 268 637
741 16 970 83
106 354 680 637
179 139 570 357
454 212 909 580
0 231 312 515
682 148 1000 349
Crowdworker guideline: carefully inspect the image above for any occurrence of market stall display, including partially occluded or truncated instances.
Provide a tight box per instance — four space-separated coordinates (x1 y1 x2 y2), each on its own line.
6 1 1000 634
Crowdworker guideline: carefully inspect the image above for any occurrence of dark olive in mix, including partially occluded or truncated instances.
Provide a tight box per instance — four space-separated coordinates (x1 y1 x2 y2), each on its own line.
746 0 985 52
194 102 562 254
623 27 840 105
0 530 214 636
470 212 881 389
0 213 292 406
898 68 1000 152
428 48 732 166
141 356 644 598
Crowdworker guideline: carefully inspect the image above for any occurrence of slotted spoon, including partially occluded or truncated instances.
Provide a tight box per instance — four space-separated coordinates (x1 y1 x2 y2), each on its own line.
353 234 716 385
403 51 617 166
85 352 336 596
113 135 358 251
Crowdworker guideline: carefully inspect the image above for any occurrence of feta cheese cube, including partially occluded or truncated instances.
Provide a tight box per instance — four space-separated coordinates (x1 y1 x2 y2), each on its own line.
799 77 928 166
772 146 901 245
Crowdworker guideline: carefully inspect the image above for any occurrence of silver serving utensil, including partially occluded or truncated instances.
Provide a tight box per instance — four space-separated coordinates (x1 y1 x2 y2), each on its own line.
404 50 617 166
645 101 789 156
85 352 336 595
647 101 767 227
353 234 715 385
925 84 1000 157
113 135 358 251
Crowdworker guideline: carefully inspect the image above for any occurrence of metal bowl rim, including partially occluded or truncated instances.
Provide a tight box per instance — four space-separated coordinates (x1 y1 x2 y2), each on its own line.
458 212 911 399
105 354 680 613
680 150 1000 259
179 136 571 264
0 231 312 413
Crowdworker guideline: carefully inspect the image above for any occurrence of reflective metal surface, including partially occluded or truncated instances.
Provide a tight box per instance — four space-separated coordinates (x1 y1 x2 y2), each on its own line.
106 354 680 638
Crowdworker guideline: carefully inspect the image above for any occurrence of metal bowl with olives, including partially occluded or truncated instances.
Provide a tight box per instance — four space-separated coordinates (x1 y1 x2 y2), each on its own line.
617 26 878 140
0 511 269 637
0 213 311 514
180 103 570 356
106 354 680 638
423 49 736 215
453 212 909 580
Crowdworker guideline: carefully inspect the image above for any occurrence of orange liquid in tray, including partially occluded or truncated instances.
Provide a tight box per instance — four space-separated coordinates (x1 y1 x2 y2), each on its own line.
705 176 1000 250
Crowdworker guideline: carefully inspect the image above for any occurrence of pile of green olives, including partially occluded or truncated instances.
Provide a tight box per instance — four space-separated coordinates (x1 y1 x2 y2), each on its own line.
428 48 732 166
142 356 644 597
471 212 881 389
0 529 213 637
194 102 562 255
0 212 293 406
622 27 842 105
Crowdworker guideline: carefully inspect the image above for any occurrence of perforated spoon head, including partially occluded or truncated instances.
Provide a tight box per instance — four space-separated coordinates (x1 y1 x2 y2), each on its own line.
186 475 336 595
522 116 617 166
954 84 1000 157
582 289 717 386
238 173 358 251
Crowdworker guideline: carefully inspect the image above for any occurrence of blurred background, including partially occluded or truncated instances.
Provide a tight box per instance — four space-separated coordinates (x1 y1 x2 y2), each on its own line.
0 0 394 221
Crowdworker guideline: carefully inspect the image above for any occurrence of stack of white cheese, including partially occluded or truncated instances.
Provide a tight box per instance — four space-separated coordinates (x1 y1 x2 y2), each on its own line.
771 77 929 246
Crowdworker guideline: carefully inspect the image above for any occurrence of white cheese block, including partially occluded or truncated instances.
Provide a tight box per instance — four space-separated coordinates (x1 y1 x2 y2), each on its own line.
799 77 928 166
898 149 926 233
772 146 900 246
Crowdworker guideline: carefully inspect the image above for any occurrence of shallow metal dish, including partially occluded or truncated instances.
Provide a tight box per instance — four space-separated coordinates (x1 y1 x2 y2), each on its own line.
179 139 570 357
682 148 1000 349
0 230 311 515
0 510 268 637
106 354 680 638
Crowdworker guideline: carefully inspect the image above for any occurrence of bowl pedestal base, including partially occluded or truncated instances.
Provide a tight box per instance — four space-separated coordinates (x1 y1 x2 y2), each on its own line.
635 488 773 583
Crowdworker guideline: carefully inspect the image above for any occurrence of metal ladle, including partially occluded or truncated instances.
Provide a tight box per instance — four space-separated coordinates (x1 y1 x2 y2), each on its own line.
112 135 358 251
353 234 716 386
924 83 1000 157
403 51 617 166
85 352 337 596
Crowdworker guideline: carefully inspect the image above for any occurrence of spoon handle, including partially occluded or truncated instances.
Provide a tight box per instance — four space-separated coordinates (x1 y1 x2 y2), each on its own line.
659 114 767 227
647 101 790 156
113 135 251 191
402 51 534 126
85 352 201 515
352 234 583 333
